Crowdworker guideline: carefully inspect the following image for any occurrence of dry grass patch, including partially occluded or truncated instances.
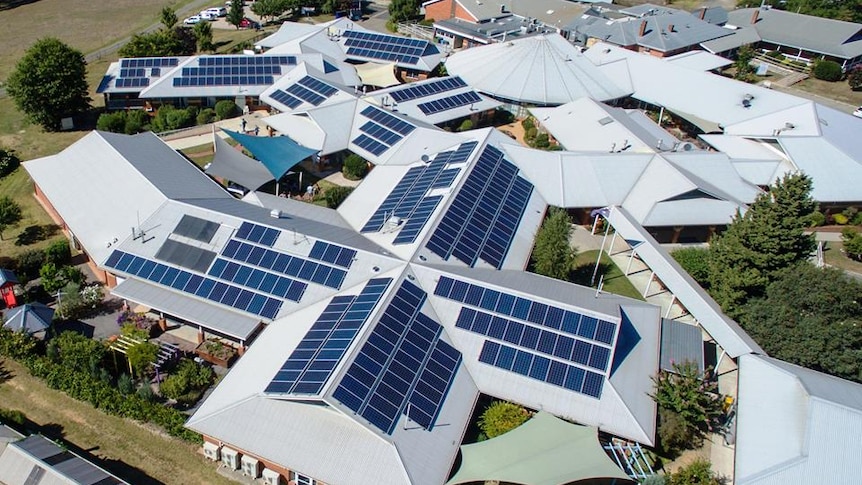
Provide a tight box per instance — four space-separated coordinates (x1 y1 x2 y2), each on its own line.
793 77 862 107
0 358 233 485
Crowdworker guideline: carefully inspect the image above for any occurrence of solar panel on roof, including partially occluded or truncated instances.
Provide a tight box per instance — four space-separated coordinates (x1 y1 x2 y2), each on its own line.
172 214 219 243
360 106 415 135
270 89 303 109
266 278 392 395
308 241 356 269
353 134 389 156
478 340 604 398
286 83 326 105
297 76 338 97
104 250 285 318
154 239 216 273
435 276 619 347
388 76 468 103
417 91 483 115
236 222 279 246
392 195 442 245
342 30 432 66
333 280 460 434
222 239 346 289
426 144 533 269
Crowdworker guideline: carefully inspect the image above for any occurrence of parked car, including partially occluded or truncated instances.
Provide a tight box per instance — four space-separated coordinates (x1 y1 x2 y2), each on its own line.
853 106 862 119
199 11 217 21
183 15 201 24
238 17 261 29
206 6 227 17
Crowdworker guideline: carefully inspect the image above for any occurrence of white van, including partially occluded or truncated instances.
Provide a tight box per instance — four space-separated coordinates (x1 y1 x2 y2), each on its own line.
206 6 228 17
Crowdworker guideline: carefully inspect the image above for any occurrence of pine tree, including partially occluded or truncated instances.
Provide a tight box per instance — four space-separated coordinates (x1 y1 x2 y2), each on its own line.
531 207 577 281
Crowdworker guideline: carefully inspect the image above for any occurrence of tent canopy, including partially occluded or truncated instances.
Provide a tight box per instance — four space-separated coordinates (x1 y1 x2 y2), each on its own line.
355 62 400 88
222 129 318 181
447 412 632 485
2 303 54 334
207 135 275 191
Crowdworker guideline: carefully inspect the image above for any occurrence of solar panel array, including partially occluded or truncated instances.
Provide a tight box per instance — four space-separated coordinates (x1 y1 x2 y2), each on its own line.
361 141 477 244
114 62 155 89
479 340 605 398
154 239 216 273
236 222 280 247
209 257 308 301
172 214 219 243
221 239 347 289
104 250 284 319
120 58 180 68
333 280 461 434
352 106 416 156
169 56 297 88
343 30 435 66
269 76 339 110
434 276 618 346
308 241 357 269
199 56 297 66
417 91 483 115
266 278 392 395
427 145 534 269
388 76 467 103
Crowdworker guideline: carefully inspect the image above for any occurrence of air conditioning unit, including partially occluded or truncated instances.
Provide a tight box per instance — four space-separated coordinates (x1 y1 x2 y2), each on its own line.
203 442 221 462
241 455 262 478
262 468 282 485
221 447 241 470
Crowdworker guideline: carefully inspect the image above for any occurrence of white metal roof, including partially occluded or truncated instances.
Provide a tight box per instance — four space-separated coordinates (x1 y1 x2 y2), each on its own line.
445 34 631 105
664 50 733 71
366 76 502 126
736 354 862 485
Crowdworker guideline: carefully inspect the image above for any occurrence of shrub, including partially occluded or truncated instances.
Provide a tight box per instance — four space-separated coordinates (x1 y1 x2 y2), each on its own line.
126 342 159 378
0 148 19 179
196 108 216 125
136 382 154 402
0 407 26 427
833 213 849 225
160 358 214 403
812 59 842 81
667 459 721 485
651 362 724 447
117 373 134 395
96 111 127 133
521 117 534 131
842 228 862 261
124 109 150 134
457 119 473 131
342 154 369 180
165 107 195 130
657 409 693 458
849 67 862 90
765 50 784 60
215 100 239 120
14 250 45 283
532 132 550 148
324 186 354 209
525 127 537 141
672 247 711 288
43 239 71 266
478 400 530 439
804 209 826 227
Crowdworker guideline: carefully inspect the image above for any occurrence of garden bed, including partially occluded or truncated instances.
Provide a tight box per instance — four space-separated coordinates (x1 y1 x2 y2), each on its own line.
194 339 237 368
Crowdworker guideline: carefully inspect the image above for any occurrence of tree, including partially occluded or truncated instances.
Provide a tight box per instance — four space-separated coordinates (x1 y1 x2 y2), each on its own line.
843 228 862 261
324 186 354 208
708 173 815 316
651 362 724 447
54 331 106 375
126 342 159 378
672 247 711 289
6 38 90 131
215 100 239 120
477 400 530 439
0 196 23 241
812 59 843 81
531 207 577 281
227 0 246 28
740 263 862 382
733 45 755 80
342 154 368 180
0 148 20 179
388 0 421 27
667 459 722 485
193 21 215 52
160 6 178 30
849 67 862 90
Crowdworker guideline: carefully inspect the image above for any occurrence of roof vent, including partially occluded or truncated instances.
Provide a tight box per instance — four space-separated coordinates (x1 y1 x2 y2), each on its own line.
270 209 282 218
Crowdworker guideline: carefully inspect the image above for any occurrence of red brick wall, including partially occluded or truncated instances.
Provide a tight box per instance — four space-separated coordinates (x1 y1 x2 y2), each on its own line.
424 0 477 21
202 436 330 485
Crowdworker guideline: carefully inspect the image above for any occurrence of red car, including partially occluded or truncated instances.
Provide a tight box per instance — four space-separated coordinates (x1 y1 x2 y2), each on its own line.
239 17 261 29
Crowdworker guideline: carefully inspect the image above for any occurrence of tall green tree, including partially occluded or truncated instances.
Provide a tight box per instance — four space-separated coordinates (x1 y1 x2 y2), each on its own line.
0 196 23 241
6 38 91 131
651 362 724 445
160 6 178 30
0 148 20 179
531 207 577 280
733 44 755 80
388 0 421 26
227 0 247 27
708 173 815 316
194 20 215 52
667 459 722 485
740 263 862 382
478 401 530 439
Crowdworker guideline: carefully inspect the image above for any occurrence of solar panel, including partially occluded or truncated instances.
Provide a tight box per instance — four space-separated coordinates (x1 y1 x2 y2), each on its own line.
236 222 280 246
392 195 442 244
198 55 296 66
120 57 180 68
104 250 284 318
417 91 483 115
388 76 468 103
154 239 216 273
350 106 417 157
286 83 326 105
270 89 304 109
266 278 392 395
426 144 533 269
172 214 219 243
308 241 356 269
435 276 619 348
297 76 338 97
353 134 388 156
223 239 346 289
342 30 436 66
478 340 604 398
360 106 415 135
333 280 460 434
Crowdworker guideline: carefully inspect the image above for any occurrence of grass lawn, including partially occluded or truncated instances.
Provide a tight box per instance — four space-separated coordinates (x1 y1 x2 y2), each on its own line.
793 77 862 107
823 240 862 274
0 167 64 259
571 250 645 301
0 358 233 485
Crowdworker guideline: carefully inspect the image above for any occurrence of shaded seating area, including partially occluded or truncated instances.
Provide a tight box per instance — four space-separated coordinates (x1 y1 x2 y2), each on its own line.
2 303 54 338
446 411 634 485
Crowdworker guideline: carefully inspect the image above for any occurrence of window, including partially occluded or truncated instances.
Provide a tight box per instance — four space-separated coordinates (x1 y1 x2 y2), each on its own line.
290 471 315 485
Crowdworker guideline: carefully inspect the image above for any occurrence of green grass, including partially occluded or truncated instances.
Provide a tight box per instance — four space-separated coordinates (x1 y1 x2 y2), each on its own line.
572 250 645 301
0 167 65 259
823 241 862 274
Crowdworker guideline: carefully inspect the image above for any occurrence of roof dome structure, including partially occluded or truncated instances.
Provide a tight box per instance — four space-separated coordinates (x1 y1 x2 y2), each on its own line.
444 34 630 106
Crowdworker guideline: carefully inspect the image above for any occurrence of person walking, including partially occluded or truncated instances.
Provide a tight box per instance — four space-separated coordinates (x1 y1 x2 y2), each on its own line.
240 118 247 132
254 125 260 136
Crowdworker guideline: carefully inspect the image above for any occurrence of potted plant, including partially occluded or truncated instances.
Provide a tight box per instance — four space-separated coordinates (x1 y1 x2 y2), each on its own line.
195 338 237 367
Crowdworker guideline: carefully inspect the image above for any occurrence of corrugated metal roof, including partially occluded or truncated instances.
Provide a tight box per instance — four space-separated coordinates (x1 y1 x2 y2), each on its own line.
1 435 128 485
665 50 733 71
659 318 704 372
700 25 761 54
446 34 631 105
728 8 862 59
606 206 763 358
